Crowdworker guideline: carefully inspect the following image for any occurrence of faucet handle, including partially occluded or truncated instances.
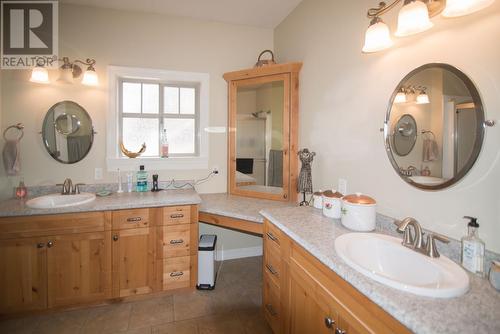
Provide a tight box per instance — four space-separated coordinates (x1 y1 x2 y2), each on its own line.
73 183 85 194
425 233 450 258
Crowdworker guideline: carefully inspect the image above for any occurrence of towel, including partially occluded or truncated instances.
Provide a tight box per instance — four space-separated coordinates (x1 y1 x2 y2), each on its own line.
2 139 21 176
422 138 439 162
267 150 283 187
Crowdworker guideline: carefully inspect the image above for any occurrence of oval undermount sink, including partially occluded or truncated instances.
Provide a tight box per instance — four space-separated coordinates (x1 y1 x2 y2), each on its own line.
334 233 469 298
26 193 96 209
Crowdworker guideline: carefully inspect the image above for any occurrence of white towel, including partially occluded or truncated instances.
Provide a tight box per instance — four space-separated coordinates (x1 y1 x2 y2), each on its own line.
2 139 21 176
422 138 438 162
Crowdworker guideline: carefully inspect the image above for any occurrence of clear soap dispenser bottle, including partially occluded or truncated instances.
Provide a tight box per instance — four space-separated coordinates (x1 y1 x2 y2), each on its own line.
461 216 485 277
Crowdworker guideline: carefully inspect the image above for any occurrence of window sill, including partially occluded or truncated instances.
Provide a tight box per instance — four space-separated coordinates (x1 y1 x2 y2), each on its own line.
106 156 209 171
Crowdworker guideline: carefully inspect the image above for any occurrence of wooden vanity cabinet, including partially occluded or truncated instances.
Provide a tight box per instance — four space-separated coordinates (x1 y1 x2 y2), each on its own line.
263 219 411 334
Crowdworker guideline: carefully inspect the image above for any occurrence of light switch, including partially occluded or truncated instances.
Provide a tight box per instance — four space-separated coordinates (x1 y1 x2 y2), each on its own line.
94 167 103 180
338 178 347 194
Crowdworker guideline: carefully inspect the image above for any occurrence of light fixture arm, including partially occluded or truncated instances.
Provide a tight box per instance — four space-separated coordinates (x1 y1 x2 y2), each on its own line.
367 0 403 18
74 58 96 69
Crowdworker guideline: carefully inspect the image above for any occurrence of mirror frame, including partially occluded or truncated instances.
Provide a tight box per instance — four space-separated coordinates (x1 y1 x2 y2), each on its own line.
224 62 302 202
384 63 485 191
42 100 94 164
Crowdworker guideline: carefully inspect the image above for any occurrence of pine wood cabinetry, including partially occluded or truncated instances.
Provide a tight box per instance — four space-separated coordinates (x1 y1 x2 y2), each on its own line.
263 219 411 334
0 204 199 315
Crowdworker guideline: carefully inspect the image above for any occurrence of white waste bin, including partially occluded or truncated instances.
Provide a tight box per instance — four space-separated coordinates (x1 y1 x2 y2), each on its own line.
197 234 217 290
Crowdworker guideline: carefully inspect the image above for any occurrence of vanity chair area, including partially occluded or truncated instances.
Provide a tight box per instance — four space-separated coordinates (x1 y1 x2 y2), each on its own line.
1 1 500 334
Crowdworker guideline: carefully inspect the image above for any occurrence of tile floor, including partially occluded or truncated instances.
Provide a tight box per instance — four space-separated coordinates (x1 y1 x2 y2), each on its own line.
0 256 272 334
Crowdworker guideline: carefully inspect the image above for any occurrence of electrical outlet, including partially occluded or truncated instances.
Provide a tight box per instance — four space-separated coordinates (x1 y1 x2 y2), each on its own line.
94 167 103 180
338 178 347 194
212 166 220 175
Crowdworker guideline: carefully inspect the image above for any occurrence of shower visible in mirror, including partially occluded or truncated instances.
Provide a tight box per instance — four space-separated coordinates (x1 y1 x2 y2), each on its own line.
384 64 485 190
42 101 94 164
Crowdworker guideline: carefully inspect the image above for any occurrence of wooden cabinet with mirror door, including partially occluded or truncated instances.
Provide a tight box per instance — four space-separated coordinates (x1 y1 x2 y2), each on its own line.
224 63 302 202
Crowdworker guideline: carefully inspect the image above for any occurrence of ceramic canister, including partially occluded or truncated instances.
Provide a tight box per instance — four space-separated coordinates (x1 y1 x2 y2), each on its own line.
341 193 377 231
489 261 500 291
322 190 343 218
313 191 323 209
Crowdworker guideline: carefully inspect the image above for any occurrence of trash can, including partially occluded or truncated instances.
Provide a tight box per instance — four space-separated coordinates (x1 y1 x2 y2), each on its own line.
197 234 217 290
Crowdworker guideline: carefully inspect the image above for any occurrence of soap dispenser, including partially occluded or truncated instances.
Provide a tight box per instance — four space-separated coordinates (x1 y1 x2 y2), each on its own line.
461 216 485 277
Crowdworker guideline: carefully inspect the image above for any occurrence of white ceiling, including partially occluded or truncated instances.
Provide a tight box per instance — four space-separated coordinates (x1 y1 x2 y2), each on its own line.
60 0 303 28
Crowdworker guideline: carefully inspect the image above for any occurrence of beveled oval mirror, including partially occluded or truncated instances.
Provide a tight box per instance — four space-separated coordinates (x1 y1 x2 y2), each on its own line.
42 101 94 164
384 64 485 190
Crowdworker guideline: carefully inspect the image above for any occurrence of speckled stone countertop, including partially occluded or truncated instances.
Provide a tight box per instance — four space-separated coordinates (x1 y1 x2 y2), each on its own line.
199 193 292 223
260 206 500 334
0 189 201 217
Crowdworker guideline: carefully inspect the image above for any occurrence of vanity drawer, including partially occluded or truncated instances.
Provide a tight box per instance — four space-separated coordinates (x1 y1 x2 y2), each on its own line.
163 206 191 226
112 209 150 230
264 243 282 287
263 271 281 334
160 256 191 290
157 224 191 258
0 212 105 239
264 222 282 250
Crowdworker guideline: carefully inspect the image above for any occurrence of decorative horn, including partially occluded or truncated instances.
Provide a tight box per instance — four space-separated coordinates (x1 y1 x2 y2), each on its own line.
120 142 146 158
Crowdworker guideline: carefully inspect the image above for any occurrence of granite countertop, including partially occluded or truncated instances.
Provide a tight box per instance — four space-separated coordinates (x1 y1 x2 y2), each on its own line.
199 193 292 223
0 189 201 217
260 206 500 334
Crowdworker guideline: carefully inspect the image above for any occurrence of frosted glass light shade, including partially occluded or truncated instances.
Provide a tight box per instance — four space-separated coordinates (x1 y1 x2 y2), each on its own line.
82 69 99 86
394 91 407 103
395 0 434 37
416 92 430 104
58 67 74 84
443 0 494 17
30 66 49 84
362 18 393 53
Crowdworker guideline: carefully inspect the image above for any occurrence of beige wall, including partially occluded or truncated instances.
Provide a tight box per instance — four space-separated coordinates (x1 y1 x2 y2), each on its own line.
275 0 500 252
1 4 272 251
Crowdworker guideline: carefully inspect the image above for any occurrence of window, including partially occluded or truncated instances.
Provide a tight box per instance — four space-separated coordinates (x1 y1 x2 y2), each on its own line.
107 66 209 170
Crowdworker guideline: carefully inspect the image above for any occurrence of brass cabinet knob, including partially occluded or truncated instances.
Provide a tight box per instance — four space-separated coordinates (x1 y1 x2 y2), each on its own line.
112 234 119 241
47 241 54 248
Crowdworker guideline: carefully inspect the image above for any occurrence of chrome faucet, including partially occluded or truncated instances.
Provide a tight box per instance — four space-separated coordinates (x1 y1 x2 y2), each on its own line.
394 217 450 258
399 165 418 177
56 178 85 195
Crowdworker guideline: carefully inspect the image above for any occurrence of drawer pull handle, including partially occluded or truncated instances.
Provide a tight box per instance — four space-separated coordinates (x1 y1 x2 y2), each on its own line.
169 239 184 245
265 303 277 317
170 271 184 277
36 242 45 249
265 264 278 276
170 213 184 219
335 328 346 334
266 232 278 242
324 317 335 329
126 217 142 222
112 234 119 241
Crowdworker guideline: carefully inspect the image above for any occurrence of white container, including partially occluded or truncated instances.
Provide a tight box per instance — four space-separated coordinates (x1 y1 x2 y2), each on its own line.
197 234 217 290
322 190 343 218
341 193 376 231
313 191 323 209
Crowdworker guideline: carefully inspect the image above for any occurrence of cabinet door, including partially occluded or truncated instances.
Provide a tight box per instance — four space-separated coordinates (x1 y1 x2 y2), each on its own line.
289 257 339 334
112 227 155 297
0 237 47 313
46 232 111 307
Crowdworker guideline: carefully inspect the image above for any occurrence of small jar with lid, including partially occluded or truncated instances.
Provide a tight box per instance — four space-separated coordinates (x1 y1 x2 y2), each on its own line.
313 190 323 209
322 190 343 219
341 193 377 231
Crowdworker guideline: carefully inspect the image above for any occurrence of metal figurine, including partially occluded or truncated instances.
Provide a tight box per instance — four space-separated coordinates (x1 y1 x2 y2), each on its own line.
298 148 315 206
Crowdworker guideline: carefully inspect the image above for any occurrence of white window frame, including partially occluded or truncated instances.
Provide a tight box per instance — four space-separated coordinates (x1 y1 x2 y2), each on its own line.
107 66 209 171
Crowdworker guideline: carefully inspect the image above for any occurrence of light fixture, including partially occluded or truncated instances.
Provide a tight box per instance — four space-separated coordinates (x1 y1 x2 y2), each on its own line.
443 0 495 17
30 57 99 86
395 0 434 37
29 66 50 84
416 88 430 104
394 88 408 103
362 17 394 53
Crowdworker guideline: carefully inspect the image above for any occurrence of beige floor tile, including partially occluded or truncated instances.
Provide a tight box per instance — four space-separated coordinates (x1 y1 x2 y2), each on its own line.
124 326 152 334
36 308 90 334
197 313 244 334
152 318 199 334
173 290 215 322
80 303 132 334
128 295 174 329
0 316 41 334
237 307 273 334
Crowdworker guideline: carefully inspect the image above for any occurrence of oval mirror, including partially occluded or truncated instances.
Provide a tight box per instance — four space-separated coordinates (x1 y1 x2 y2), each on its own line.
42 101 94 164
384 64 485 190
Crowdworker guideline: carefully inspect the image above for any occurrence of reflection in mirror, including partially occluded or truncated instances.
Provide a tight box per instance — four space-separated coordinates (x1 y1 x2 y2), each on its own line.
235 80 284 194
42 101 94 164
385 64 484 190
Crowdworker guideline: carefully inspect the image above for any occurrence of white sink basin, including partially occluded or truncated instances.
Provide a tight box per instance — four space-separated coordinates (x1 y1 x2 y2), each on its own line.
409 176 446 185
334 233 469 298
26 193 96 209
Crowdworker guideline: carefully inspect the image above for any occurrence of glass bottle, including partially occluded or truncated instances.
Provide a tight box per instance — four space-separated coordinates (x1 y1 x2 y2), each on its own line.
160 129 169 158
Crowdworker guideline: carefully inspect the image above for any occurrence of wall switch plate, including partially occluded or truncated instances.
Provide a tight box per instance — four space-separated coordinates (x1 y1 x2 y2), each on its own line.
338 178 347 194
94 167 103 180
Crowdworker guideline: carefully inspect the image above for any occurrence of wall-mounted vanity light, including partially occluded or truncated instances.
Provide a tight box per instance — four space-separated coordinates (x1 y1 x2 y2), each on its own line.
29 57 99 86
362 0 495 53
416 88 430 104
394 85 430 104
